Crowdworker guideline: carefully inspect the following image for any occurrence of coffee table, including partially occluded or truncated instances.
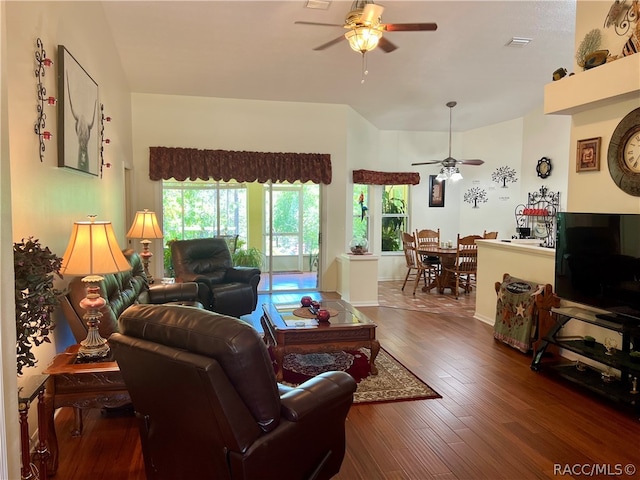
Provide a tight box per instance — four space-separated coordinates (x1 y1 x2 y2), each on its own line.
261 299 380 382
43 344 130 476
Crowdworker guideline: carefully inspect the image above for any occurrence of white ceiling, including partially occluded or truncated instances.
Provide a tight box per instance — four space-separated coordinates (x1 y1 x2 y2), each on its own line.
101 0 577 132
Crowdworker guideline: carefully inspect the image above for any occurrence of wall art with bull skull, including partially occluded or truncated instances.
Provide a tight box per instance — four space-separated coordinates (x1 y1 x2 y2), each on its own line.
57 45 99 176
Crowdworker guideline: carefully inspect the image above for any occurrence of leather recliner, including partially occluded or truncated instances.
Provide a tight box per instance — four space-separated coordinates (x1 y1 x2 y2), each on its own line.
171 238 260 317
110 304 357 480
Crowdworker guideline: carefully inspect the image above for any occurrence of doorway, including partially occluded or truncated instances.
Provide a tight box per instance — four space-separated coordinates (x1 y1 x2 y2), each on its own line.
259 182 320 292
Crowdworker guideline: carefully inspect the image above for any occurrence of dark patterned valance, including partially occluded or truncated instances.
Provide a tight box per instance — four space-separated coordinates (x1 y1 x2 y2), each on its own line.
149 147 332 184
352 169 420 185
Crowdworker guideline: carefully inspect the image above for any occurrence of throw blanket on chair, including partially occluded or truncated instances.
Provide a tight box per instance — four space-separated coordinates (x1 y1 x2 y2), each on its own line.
493 274 543 353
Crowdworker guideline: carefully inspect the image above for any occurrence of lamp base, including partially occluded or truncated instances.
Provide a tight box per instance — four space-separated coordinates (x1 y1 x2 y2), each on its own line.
78 276 110 360
77 327 110 359
139 240 154 285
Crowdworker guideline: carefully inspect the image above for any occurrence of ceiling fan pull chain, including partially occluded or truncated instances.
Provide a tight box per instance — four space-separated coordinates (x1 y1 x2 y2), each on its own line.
361 52 369 84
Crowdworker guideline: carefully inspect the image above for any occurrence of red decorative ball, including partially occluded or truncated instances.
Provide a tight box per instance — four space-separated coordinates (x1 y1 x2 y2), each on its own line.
316 309 331 322
311 301 321 310
300 296 312 307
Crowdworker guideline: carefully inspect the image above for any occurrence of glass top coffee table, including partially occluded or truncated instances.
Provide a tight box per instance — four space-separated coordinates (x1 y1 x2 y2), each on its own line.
261 299 380 382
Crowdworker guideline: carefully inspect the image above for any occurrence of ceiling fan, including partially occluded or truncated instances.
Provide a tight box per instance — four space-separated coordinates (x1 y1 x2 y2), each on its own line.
294 0 437 54
411 101 484 181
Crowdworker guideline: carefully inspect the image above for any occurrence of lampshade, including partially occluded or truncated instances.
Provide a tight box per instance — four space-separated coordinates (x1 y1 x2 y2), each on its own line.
126 209 163 239
61 217 131 276
345 27 382 53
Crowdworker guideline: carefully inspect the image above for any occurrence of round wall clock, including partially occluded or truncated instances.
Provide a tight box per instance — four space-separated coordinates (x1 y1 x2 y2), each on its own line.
608 107 640 196
536 157 552 178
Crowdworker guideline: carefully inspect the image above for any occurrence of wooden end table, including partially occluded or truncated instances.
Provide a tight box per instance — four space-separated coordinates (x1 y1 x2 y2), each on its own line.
43 344 130 476
261 299 380 382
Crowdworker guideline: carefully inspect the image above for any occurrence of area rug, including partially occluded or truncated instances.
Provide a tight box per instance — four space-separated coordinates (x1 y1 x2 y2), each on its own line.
273 348 441 404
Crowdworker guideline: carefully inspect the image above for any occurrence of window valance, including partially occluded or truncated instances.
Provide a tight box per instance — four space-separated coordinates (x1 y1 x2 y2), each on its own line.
149 147 332 184
352 169 420 185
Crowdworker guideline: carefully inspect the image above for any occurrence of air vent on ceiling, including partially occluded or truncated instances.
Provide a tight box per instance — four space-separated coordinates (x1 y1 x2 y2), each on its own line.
306 0 331 9
506 37 533 47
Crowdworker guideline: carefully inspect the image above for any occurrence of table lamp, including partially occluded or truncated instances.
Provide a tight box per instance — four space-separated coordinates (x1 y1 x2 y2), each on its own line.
61 216 131 359
126 209 163 284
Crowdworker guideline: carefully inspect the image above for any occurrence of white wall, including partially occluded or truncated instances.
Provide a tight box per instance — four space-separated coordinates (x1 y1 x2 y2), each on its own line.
0 2 18 477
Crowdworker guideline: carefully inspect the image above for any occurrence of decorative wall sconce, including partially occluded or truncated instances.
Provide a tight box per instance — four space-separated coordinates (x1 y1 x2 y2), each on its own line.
34 38 54 162
99 104 112 178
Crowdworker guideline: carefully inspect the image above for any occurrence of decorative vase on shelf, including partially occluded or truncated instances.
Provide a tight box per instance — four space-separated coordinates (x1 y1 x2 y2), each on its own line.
349 238 368 255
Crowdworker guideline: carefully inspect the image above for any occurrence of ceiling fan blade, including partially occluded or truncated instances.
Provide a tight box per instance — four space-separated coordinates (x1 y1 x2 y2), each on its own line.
294 21 344 27
383 23 438 32
378 36 398 53
457 159 485 165
411 161 443 166
313 35 346 51
361 3 385 25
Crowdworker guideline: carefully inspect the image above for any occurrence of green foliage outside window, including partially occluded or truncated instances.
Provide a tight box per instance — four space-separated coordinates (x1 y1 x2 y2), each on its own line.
381 186 407 252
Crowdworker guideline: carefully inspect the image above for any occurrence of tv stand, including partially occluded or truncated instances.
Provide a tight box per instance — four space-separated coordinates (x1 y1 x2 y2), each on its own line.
531 306 640 414
595 312 640 325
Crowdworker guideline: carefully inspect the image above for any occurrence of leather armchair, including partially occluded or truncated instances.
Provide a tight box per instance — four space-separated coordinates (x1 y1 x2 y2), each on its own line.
171 238 260 317
110 304 357 480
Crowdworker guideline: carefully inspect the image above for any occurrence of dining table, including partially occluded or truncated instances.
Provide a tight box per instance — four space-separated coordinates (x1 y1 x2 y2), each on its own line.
417 246 458 293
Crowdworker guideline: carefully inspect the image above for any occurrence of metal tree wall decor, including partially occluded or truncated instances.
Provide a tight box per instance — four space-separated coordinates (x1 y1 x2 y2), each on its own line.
464 187 488 208
492 166 518 188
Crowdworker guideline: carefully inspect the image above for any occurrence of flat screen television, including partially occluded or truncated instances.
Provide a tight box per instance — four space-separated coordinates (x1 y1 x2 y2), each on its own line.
555 212 640 324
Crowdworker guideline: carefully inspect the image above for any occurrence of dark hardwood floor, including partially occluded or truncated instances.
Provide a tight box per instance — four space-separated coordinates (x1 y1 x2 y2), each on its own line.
50 282 640 479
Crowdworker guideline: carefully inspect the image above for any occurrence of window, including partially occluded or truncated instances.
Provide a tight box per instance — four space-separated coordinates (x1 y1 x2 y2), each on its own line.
162 180 247 243
352 184 369 243
381 185 408 252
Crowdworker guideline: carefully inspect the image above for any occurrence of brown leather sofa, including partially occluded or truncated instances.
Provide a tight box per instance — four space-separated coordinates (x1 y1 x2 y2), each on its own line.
110 304 357 480
171 238 261 317
61 249 201 342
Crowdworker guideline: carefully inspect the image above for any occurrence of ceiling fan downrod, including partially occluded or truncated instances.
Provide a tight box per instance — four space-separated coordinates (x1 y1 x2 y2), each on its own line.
446 101 456 160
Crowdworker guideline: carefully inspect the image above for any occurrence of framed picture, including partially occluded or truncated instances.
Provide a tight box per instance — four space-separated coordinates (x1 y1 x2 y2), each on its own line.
57 45 100 176
576 137 601 172
428 175 445 207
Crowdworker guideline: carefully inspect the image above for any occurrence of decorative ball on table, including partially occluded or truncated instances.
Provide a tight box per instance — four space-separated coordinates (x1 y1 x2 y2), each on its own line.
349 238 369 255
316 309 331 323
300 296 313 307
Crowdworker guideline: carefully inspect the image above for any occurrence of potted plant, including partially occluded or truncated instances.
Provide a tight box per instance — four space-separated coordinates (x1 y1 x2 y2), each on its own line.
583 335 596 347
232 246 264 269
630 351 640 364
14 237 63 375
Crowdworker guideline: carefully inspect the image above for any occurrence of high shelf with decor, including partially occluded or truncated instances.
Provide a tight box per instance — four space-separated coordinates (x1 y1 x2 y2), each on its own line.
531 307 640 414
514 186 560 248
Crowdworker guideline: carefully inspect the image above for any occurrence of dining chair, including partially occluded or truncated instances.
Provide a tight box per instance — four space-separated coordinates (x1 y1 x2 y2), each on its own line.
443 234 483 299
401 232 436 294
415 228 441 274
483 230 498 239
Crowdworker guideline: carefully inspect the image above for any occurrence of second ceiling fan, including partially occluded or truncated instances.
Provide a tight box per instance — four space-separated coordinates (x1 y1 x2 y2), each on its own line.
295 0 437 54
412 101 484 181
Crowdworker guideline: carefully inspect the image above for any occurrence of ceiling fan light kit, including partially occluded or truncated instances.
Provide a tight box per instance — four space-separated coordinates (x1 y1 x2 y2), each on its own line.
345 26 382 53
